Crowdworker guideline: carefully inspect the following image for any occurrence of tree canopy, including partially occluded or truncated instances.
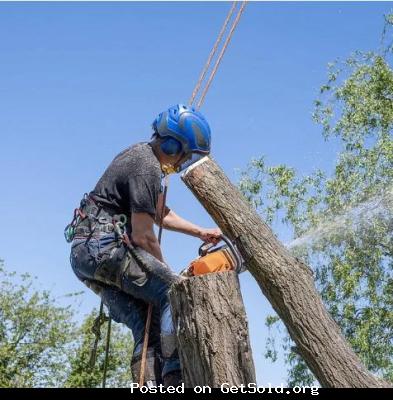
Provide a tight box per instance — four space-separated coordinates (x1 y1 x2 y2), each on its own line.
0 260 133 387
239 14 393 385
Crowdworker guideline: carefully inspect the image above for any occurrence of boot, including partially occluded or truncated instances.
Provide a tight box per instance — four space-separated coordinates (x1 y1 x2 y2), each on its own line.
163 370 183 387
160 333 182 387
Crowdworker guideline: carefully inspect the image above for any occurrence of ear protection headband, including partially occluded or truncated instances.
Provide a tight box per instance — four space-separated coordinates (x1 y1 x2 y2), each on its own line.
160 137 182 156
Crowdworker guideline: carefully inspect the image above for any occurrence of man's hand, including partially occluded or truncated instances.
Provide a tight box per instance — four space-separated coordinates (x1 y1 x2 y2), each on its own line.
198 227 222 245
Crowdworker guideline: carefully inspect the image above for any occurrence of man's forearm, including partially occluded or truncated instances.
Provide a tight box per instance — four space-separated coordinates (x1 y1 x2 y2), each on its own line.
161 209 202 238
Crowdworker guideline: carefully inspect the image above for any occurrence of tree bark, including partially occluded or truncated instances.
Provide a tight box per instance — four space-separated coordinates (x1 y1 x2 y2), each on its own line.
181 156 389 388
169 272 256 388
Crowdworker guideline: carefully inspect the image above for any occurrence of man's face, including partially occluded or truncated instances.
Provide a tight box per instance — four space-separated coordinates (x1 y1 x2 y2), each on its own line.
175 152 207 172
172 152 191 172
161 149 207 175
159 153 185 175
161 153 190 175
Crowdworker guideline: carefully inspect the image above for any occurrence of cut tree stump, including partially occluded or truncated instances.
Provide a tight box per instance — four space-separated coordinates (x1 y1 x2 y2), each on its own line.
180 156 389 388
169 272 256 388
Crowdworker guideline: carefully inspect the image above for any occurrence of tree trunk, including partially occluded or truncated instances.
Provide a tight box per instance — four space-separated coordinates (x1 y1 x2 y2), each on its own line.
169 272 256 388
181 156 388 388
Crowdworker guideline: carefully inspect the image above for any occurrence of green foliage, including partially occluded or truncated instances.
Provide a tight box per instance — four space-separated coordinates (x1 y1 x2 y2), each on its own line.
0 260 76 387
0 260 134 388
239 14 393 386
64 310 133 388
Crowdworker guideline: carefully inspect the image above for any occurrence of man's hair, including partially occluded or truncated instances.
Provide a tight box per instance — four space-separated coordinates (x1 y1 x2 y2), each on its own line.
150 129 160 140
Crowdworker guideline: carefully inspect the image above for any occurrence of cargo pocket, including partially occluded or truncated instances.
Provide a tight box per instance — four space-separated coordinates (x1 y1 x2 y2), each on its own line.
94 243 148 288
94 242 124 288
122 249 148 287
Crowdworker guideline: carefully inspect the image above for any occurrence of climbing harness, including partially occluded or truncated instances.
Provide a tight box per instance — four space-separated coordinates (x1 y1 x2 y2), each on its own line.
66 194 128 388
64 196 87 243
64 194 128 243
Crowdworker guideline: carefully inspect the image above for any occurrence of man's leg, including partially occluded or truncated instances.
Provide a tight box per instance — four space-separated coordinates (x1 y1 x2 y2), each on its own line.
70 237 163 385
88 282 163 386
119 247 182 384
70 235 181 384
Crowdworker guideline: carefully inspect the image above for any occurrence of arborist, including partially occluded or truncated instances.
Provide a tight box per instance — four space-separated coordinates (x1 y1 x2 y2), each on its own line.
66 104 221 387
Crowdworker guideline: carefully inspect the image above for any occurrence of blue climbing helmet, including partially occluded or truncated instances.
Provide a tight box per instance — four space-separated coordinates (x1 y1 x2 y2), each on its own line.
152 104 211 172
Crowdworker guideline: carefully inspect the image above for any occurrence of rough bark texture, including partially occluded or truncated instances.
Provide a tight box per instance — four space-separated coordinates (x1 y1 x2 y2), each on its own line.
169 272 256 388
181 157 389 388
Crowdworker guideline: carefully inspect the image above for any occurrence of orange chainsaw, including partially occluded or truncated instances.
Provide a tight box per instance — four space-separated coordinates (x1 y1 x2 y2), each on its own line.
181 235 245 277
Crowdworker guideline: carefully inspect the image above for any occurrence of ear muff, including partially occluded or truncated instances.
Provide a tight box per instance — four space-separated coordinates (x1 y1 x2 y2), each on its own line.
160 137 182 156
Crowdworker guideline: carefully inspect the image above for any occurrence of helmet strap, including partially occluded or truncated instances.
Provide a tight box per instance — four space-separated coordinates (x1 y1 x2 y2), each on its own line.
161 163 178 175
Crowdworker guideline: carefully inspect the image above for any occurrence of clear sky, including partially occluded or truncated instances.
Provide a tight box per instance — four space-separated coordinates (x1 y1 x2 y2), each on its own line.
0 0 391 386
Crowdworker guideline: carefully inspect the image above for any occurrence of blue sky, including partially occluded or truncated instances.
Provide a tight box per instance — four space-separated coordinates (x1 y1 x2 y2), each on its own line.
0 1 391 386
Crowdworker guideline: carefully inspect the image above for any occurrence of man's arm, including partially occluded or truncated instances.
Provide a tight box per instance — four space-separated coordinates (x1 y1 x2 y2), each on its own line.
131 212 164 262
155 203 222 244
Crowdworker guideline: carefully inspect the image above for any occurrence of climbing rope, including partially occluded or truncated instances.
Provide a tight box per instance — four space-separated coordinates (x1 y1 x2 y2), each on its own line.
138 2 247 384
139 174 169 385
188 2 237 106
89 300 111 388
90 2 247 387
138 302 153 385
102 317 112 388
189 1 247 110
89 300 107 370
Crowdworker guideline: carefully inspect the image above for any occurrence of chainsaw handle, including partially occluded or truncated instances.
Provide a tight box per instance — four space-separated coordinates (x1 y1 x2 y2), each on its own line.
198 235 243 273
198 241 215 256
221 235 243 273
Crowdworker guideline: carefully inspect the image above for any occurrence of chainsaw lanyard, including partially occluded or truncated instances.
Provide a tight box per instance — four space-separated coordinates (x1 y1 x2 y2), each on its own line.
138 174 169 385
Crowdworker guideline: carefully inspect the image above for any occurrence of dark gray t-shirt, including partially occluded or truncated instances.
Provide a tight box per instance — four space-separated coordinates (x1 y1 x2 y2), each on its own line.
91 142 162 218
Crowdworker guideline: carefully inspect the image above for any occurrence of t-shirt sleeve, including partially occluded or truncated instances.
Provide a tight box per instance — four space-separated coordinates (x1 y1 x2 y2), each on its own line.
127 174 161 218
